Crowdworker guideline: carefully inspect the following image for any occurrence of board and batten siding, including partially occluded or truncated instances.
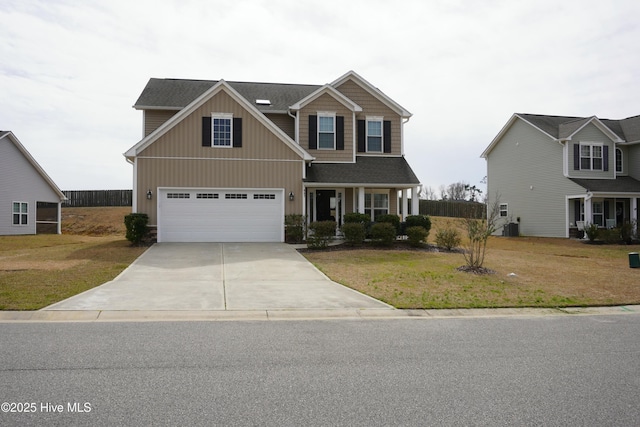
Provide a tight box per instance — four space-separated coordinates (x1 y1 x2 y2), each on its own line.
334 79 402 156
144 110 179 137
486 118 583 238
0 138 61 235
566 123 616 179
298 93 355 162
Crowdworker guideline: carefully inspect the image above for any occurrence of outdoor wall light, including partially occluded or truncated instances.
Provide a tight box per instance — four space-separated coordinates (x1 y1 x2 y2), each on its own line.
146 189 152 200
289 191 295 201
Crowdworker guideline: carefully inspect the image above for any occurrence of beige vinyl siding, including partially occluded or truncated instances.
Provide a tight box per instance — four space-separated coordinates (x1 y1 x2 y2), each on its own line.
486 118 583 237
567 123 615 179
298 93 354 162
144 110 178 137
335 80 402 156
265 113 295 140
139 91 300 161
136 157 303 225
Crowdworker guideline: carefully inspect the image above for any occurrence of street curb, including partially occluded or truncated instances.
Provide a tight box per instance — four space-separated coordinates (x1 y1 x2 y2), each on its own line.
0 305 638 323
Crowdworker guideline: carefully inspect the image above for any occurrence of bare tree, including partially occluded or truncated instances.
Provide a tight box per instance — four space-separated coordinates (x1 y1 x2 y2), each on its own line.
447 182 468 200
460 194 501 272
422 186 438 200
438 184 448 200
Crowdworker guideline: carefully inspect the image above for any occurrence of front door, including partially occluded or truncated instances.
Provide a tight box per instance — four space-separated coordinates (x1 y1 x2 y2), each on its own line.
316 190 336 222
616 201 626 226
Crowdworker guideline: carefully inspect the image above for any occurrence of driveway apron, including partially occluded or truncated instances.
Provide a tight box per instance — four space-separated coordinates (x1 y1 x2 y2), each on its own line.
44 243 391 311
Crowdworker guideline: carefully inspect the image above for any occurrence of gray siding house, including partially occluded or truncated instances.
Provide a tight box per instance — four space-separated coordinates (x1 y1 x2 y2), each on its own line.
0 131 66 235
482 114 640 238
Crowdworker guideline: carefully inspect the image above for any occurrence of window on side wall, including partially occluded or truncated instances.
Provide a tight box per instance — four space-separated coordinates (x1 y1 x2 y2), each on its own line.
212 114 232 147
592 202 604 227
366 118 383 152
318 114 335 150
499 203 508 218
12 202 28 225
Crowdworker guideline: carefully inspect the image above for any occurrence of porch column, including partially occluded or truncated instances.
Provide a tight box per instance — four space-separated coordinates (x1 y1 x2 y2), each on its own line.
358 187 365 214
584 197 592 225
412 186 420 216
402 189 409 221
632 197 638 233
57 202 62 234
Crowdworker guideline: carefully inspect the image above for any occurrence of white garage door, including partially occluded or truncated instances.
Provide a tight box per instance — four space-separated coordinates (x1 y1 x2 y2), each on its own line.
158 188 284 242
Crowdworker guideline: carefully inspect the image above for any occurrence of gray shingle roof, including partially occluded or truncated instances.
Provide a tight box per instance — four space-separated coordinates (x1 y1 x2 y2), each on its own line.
305 156 420 186
518 113 640 142
569 176 640 193
134 78 320 113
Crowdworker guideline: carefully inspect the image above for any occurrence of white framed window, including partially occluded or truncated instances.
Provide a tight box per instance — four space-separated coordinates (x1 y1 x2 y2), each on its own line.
318 113 335 150
616 148 623 173
592 202 604 227
580 143 603 170
12 202 28 226
366 117 383 152
365 191 389 221
212 113 233 147
499 203 508 218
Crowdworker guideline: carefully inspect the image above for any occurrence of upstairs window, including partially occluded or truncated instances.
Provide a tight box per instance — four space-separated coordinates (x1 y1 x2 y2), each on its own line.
318 114 335 150
202 115 242 148
580 143 603 171
499 203 508 218
366 118 383 152
616 148 623 173
13 202 28 225
212 114 232 147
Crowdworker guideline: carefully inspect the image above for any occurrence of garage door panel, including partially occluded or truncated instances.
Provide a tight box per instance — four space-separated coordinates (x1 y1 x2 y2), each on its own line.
158 189 284 242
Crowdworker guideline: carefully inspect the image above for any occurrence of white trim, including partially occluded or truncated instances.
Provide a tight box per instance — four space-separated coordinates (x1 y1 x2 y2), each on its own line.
289 84 362 112
365 116 384 153
482 114 556 158
136 156 302 163
12 201 29 226
615 147 624 175
579 142 604 171
304 182 418 189
211 113 233 148
317 112 336 150
563 116 624 143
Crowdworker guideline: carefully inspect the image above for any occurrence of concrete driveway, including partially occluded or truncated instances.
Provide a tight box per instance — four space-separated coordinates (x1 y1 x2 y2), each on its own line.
44 243 391 312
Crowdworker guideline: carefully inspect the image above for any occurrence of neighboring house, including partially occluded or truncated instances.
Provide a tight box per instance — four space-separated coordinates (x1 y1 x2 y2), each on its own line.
482 113 640 238
124 71 421 242
0 131 66 235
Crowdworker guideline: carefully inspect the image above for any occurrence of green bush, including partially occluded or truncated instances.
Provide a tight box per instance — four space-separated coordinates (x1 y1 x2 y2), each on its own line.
376 214 401 235
124 213 149 245
602 227 621 244
370 222 396 246
406 226 428 247
343 212 371 225
620 221 635 244
342 222 366 246
285 214 305 243
584 223 599 242
435 228 461 250
307 221 336 249
405 215 431 233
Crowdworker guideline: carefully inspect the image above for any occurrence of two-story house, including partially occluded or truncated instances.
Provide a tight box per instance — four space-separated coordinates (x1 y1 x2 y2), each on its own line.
124 71 421 242
482 113 640 238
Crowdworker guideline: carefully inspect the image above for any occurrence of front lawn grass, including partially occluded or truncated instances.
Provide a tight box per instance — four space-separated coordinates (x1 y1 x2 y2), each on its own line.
302 236 640 309
0 234 147 310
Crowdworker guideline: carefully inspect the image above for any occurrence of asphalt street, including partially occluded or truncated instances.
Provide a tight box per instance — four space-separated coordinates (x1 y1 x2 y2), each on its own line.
1 315 639 426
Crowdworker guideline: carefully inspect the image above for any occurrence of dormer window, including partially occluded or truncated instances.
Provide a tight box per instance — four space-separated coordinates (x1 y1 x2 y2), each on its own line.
580 143 603 171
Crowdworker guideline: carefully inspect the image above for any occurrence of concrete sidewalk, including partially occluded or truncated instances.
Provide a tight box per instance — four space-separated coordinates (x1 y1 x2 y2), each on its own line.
42 243 391 312
0 305 638 322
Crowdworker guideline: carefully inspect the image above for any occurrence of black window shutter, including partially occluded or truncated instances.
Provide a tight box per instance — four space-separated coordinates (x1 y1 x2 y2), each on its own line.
603 145 609 171
233 117 242 148
383 120 392 153
309 115 317 149
336 116 344 150
357 120 365 152
573 144 580 170
202 117 212 147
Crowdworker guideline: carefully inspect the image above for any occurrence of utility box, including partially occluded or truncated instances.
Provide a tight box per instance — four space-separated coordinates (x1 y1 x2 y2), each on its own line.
629 252 640 268
503 222 519 237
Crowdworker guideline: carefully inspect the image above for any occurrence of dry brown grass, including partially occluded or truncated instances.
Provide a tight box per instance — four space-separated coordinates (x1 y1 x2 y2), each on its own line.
303 217 640 309
62 206 131 236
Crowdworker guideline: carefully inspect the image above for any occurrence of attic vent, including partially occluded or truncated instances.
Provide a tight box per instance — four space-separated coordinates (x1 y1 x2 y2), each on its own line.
256 99 271 106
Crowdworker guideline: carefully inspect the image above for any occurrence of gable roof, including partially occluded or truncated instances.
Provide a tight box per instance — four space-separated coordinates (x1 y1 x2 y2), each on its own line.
482 113 638 158
125 80 314 161
330 70 412 118
134 78 321 114
289 84 363 112
305 156 420 186
0 131 66 201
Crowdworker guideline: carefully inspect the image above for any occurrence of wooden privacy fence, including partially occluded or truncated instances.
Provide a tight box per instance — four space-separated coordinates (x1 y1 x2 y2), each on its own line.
63 190 133 207
420 200 485 219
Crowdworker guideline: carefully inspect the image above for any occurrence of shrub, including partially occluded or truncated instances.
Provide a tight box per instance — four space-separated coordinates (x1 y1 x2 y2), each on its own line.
343 212 371 225
584 222 599 242
285 214 305 243
342 222 366 246
406 226 428 247
307 221 336 249
376 214 401 235
602 227 622 244
435 228 461 251
620 221 635 244
405 215 432 233
370 222 396 246
124 213 149 245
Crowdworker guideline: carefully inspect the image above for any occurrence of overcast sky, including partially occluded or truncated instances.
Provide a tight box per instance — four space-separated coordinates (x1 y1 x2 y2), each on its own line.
2 0 639 196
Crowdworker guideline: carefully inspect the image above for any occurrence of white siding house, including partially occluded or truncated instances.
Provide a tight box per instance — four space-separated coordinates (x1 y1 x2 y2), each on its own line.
482 114 640 238
0 131 66 235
